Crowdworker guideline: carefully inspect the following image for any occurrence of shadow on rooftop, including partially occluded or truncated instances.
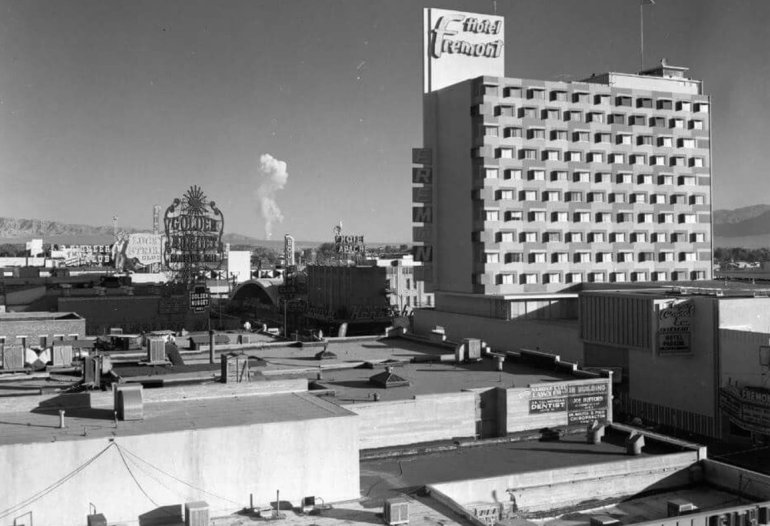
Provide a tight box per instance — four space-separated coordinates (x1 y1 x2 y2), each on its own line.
316 506 384 524
138 504 182 525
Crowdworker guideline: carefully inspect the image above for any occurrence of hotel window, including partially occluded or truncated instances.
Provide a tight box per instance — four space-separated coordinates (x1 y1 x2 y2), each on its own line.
695 102 710 113
680 252 697 262
671 194 687 205
590 272 606 283
650 116 666 128
657 99 673 110
691 194 706 205
496 105 516 117
637 97 653 108
633 271 649 282
678 138 696 149
617 212 633 223
568 232 584 243
542 150 561 161
609 113 626 125
485 252 500 264
692 270 707 280
690 157 705 168
567 272 583 283
485 168 499 179
498 232 516 242
597 252 612 263
543 190 561 202
497 148 514 159
573 92 589 103
544 273 561 284
638 213 654 224
551 170 568 181
659 213 674 224
543 108 561 120
565 151 583 162
483 125 499 137
678 175 696 186
595 172 611 183
520 273 538 284
596 212 612 223
551 129 568 141
551 90 568 101
612 232 626 243
587 112 605 123
528 128 546 139
573 131 590 143
616 173 633 184
612 272 627 283
529 252 547 263
498 190 514 200
480 84 498 96
529 169 546 181
484 210 499 221
588 152 605 163
574 252 591 263
504 86 522 98
691 232 706 242
690 120 704 130
520 107 538 118
506 252 523 263
590 232 606 242
658 174 674 185
566 110 583 122
638 252 655 262
638 174 654 185
574 211 591 223
653 271 668 281
631 192 647 204
651 155 666 166
637 135 653 146
552 212 569 222
573 171 590 183
594 132 612 143
680 213 697 224
672 232 689 242
652 232 667 243
610 192 626 203
670 156 686 167
617 252 633 263
520 149 538 160
650 193 665 204
629 115 646 126
670 118 685 129
521 190 538 201
616 134 632 145
552 252 568 263
505 211 523 221
497 273 516 285
659 136 674 147
544 232 562 242
610 153 625 164
633 232 648 243
527 88 546 100
677 101 692 112
529 211 547 222
521 232 538 242
631 154 647 165
595 94 611 105
504 127 523 138
566 191 583 202
589 192 605 203
616 96 632 107
505 169 523 180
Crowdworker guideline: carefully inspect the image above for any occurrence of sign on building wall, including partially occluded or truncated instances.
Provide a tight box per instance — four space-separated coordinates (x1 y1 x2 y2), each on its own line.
528 381 609 424
189 286 211 313
720 384 770 434
653 299 695 355
423 8 505 93
163 185 225 271
51 244 114 267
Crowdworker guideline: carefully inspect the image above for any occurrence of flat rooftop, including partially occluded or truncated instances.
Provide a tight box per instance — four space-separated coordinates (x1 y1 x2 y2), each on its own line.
0 391 352 447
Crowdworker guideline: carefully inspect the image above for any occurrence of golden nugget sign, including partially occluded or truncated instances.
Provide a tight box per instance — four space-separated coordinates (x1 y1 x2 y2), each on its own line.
164 185 224 269
431 14 503 59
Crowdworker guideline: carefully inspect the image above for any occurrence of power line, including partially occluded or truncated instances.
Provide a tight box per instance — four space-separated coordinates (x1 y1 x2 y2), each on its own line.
114 442 162 509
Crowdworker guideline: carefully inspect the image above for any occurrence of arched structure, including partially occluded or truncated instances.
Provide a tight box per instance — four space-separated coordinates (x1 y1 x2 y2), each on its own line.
230 279 282 308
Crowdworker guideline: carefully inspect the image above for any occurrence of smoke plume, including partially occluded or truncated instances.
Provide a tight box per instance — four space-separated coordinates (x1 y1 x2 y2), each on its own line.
257 153 289 239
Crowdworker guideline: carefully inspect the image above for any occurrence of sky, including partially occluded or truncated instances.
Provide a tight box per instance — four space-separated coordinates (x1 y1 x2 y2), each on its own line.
1 0 769 242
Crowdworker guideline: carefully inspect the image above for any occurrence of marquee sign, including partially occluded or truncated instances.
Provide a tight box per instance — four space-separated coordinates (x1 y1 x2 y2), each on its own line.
720 384 770 434
423 8 505 93
164 186 224 271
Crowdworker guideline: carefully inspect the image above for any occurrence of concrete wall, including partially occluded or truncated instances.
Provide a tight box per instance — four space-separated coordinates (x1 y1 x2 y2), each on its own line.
0 411 359 526
719 297 770 331
429 451 699 513
347 392 477 450
719 329 770 388
413 308 583 363
702 459 770 500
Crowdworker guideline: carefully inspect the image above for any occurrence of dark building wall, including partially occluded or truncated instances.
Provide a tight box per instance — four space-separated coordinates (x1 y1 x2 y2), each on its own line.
306 265 390 319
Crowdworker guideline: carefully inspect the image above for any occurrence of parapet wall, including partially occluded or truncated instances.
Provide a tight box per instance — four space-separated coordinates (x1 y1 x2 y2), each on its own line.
702 459 770 501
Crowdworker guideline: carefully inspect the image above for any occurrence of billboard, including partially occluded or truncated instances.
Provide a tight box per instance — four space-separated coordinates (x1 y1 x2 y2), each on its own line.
423 8 505 93
114 233 163 272
52 244 114 267
653 299 694 355
163 185 225 271
528 381 609 424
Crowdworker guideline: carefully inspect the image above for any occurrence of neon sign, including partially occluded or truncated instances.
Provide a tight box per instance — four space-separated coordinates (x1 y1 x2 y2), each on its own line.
431 14 503 59
164 185 224 270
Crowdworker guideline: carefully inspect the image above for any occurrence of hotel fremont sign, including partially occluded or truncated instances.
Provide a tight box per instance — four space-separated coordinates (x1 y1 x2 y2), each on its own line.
424 8 505 93
164 185 224 271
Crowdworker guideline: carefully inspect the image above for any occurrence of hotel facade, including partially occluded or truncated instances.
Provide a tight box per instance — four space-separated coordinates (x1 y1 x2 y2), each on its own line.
413 9 713 301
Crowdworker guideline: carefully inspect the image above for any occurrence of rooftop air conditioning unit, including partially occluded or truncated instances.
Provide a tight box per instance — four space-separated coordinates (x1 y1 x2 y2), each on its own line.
384 497 410 526
51 342 73 367
147 337 166 364
185 501 209 526
2 344 25 370
668 499 697 517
